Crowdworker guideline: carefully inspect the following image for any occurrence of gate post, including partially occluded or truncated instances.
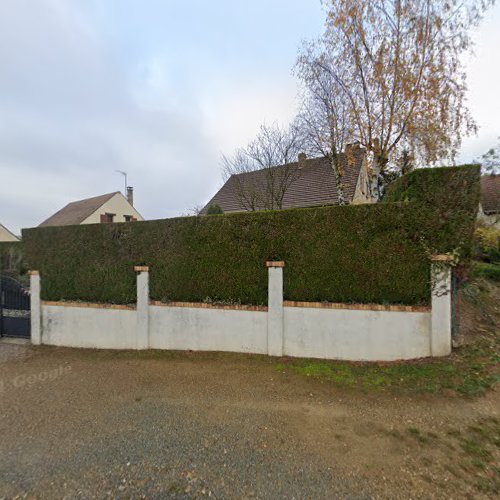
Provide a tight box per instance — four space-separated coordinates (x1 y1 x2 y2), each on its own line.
430 255 454 357
135 266 150 350
266 261 285 357
30 271 42 345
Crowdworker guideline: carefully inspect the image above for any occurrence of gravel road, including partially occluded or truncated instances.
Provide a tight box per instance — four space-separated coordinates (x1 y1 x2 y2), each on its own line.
0 344 498 499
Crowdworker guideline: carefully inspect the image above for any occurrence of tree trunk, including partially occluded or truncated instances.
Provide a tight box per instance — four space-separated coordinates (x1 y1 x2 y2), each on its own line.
331 153 346 206
368 147 388 202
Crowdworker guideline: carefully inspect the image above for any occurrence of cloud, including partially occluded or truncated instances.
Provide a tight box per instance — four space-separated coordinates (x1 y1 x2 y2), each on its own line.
2 0 494 236
0 0 219 231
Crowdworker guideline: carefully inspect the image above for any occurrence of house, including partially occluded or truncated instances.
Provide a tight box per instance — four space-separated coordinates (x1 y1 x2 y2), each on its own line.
478 175 499 228
0 223 20 242
39 188 144 227
202 144 373 214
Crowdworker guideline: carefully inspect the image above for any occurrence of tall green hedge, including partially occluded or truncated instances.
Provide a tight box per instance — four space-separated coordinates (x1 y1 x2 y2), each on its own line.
22 165 480 306
383 165 480 259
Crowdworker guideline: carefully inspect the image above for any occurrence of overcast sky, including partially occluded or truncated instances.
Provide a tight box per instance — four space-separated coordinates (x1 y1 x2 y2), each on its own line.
1 0 499 234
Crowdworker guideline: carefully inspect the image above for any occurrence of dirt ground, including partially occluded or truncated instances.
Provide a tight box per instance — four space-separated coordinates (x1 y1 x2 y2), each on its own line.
0 341 498 499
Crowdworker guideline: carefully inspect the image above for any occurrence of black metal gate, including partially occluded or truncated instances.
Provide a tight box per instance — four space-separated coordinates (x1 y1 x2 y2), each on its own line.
0 275 31 339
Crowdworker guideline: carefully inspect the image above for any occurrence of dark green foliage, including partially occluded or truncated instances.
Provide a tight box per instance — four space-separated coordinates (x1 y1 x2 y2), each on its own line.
383 165 480 260
206 204 224 215
471 262 500 282
474 226 500 264
0 242 28 280
22 166 479 306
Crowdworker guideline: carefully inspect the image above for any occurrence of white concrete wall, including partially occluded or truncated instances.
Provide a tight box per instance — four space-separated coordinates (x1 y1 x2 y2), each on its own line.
430 259 453 356
38 302 433 360
149 306 268 354
30 272 42 345
82 192 144 224
33 258 452 361
42 305 137 349
284 307 431 361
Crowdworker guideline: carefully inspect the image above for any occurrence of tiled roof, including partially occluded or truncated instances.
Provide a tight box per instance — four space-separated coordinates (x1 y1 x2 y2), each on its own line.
481 175 500 214
39 192 120 227
203 149 365 213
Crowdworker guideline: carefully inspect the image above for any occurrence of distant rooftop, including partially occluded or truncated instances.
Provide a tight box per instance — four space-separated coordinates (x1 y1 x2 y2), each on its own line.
203 147 365 214
39 192 120 227
481 175 500 214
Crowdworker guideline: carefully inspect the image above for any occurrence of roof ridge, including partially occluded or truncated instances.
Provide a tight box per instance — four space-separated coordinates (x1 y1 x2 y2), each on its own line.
39 191 122 227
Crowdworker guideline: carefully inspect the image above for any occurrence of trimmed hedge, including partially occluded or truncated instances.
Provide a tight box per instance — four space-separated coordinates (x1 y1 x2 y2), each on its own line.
383 165 480 259
22 165 480 306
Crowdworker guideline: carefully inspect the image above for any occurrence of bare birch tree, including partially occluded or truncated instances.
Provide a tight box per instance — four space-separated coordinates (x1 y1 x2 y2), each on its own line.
297 0 494 199
295 46 354 204
222 123 305 210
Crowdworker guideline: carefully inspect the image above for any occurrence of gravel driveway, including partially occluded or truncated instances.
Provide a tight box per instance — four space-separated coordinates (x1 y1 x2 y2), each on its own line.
0 343 498 499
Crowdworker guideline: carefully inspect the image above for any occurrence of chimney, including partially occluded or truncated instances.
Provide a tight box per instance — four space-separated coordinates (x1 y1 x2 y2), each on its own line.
127 186 134 206
298 153 307 168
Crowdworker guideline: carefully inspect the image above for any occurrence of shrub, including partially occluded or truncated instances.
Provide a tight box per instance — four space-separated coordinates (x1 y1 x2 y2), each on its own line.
0 242 28 280
474 226 500 264
384 165 480 261
206 204 224 215
471 262 500 282
22 166 480 306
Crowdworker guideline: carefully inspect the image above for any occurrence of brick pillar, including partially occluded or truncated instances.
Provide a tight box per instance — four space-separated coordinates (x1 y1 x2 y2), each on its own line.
266 261 285 357
430 255 453 357
135 266 150 350
29 271 41 345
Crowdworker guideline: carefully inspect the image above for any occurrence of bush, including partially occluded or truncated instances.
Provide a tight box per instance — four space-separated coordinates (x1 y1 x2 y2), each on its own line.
22 166 480 306
0 242 28 281
471 262 500 282
206 204 224 215
474 226 500 264
384 165 480 261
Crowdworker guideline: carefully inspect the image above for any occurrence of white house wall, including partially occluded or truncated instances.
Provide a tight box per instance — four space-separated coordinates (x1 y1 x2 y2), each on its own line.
0 224 20 242
82 192 144 224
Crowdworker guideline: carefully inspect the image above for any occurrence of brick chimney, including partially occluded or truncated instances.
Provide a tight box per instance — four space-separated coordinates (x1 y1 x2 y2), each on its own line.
127 186 134 207
298 153 307 168
345 142 361 156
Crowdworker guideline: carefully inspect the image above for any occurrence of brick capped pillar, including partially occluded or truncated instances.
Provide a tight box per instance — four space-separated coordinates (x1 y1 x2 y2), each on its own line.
430 255 454 357
29 271 41 345
135 266 150 350
266 261 285 357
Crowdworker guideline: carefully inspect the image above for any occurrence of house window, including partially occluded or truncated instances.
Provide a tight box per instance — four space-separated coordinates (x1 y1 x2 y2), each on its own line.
100 213 115 223
124 215 133 222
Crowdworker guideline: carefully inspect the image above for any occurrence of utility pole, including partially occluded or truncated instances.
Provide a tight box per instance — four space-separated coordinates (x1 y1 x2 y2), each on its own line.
115 170 127 195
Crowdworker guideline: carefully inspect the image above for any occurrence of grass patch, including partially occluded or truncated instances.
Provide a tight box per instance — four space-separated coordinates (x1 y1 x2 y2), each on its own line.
406 427 430 444
447 417 500 493
275 277 499 397
274 348 497 395
388 419 499 495
460 439 493 461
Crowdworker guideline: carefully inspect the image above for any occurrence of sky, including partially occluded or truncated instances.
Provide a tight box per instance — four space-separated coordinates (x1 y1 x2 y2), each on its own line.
1 0 499 234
